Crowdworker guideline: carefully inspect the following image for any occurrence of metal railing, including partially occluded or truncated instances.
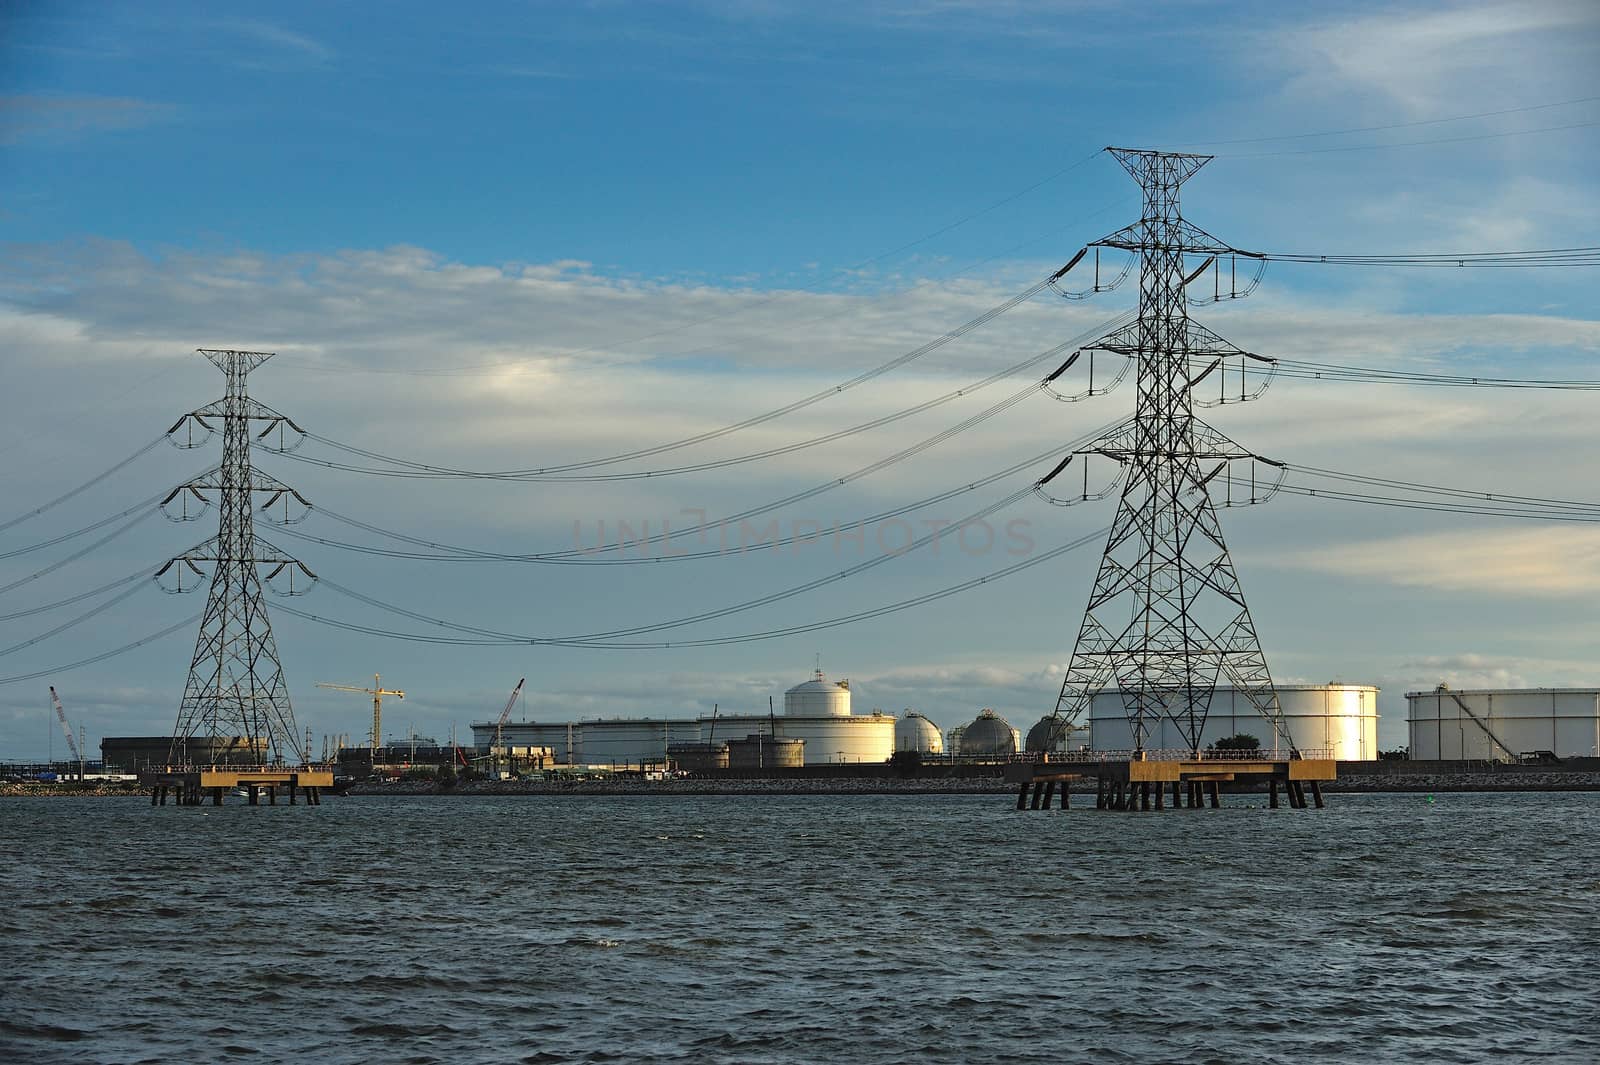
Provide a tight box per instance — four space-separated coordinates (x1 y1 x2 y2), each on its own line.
1033 746 1332 763
153 762 335 774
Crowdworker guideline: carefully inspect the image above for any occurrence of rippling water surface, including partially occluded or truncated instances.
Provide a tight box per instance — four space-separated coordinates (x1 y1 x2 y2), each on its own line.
3 792 1596 1063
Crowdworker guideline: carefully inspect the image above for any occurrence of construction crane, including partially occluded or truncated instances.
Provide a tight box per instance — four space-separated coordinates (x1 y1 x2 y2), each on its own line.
491 678 526 779
317 674 403 759
49 686 83 780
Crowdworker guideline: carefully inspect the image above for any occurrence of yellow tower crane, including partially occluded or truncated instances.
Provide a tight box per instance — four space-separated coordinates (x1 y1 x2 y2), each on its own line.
317 674 404 759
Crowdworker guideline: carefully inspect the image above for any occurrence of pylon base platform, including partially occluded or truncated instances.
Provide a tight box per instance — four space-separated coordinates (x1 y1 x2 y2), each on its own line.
1005 756 1334 811
141 766 334 807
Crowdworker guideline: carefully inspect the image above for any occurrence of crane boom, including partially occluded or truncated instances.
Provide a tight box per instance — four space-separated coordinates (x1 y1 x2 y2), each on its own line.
317 674 403 756
497 678 526 729
490 678 526 780
49 686 81 763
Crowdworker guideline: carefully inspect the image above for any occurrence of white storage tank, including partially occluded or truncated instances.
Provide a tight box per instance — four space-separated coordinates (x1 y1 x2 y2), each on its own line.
785 670 852 717
958 709 1019 756
1087 684 1379 760
574 719 703 766
472 721 580 763
894 711 944 754
1408 687 1600 760
704 710 895 765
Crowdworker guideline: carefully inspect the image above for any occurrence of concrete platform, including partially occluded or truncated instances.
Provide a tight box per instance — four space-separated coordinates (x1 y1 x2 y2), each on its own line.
141 766 335 806
1004 754 1335 811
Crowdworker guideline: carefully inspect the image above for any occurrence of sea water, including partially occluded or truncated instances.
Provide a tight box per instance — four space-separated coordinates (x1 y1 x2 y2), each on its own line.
2 792 1596 1063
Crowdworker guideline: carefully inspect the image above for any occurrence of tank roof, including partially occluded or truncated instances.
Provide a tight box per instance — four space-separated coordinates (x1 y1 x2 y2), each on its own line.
786 669 849 693
1405 686 1600 697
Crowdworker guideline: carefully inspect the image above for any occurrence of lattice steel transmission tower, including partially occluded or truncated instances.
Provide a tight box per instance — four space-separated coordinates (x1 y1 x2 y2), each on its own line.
158 349 315 766
1045 149 1288 757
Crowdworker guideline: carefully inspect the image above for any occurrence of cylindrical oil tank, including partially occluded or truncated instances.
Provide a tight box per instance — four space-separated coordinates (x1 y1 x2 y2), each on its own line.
726 733 804 770
574 719 703 766
784 670 852 717
959 709 1018 756
1408 687 1600 760
894 711 944 754
703 711 894 765
1087 684 1379 759
473 722 578 763
667 742 729 772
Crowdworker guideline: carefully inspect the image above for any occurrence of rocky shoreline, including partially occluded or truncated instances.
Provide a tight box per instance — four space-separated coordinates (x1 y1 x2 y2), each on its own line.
8 771 1599 799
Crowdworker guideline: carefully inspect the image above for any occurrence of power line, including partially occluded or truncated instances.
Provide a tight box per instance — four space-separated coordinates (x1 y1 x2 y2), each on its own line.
277 438 1078 565
1276 464 1600 521
0 435 167 533
306 484 1034 646
0 612 199 687
1275 482 1600 522
1162 351 1600 392
283 276 1076 481
276 528 1109 650
1160 94 1600 150
1245 246 1600 268
0 567 153 622
0 580 151 659
0 507 161 597
0 495 163 561
278 314 1130 485
1228 118 1600 159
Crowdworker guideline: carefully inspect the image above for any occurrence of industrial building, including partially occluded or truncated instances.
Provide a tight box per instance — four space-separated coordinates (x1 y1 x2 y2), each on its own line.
472 671 896 768
100 736 267 773
1079 684 1380 760
1407 687 1600 760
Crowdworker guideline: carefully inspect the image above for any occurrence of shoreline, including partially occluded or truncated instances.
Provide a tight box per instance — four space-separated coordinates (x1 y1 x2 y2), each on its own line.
7 770 1599 799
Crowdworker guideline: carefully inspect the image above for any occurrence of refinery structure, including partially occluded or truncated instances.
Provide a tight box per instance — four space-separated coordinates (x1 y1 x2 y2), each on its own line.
466 670 1397 771
472 670 897 769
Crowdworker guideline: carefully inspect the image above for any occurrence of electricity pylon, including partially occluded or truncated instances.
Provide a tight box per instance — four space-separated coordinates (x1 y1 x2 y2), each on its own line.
158 349 315 766
1044 149 1288 757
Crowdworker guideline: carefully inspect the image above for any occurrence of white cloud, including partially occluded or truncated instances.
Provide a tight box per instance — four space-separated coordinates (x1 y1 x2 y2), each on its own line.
0 95 173 146
1270 526 1600 597
1274 1 1600 115
214 19 335 68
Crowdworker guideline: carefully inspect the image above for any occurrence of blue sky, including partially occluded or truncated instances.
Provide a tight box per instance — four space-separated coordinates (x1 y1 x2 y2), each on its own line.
2 1 1598 758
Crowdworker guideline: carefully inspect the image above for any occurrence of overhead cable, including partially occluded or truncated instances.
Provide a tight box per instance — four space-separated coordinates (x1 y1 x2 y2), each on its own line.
280 314 1130 485
306 484 1034 646
0 580 151 659
285 278 1080 480
0 612 199 687
276 528 1109 650
0 435 167 533
278 436 1098 565
1161 94 1600 150
0 568 154 622
1242 246 1600 268
0 495 163 560
0 508 161 597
